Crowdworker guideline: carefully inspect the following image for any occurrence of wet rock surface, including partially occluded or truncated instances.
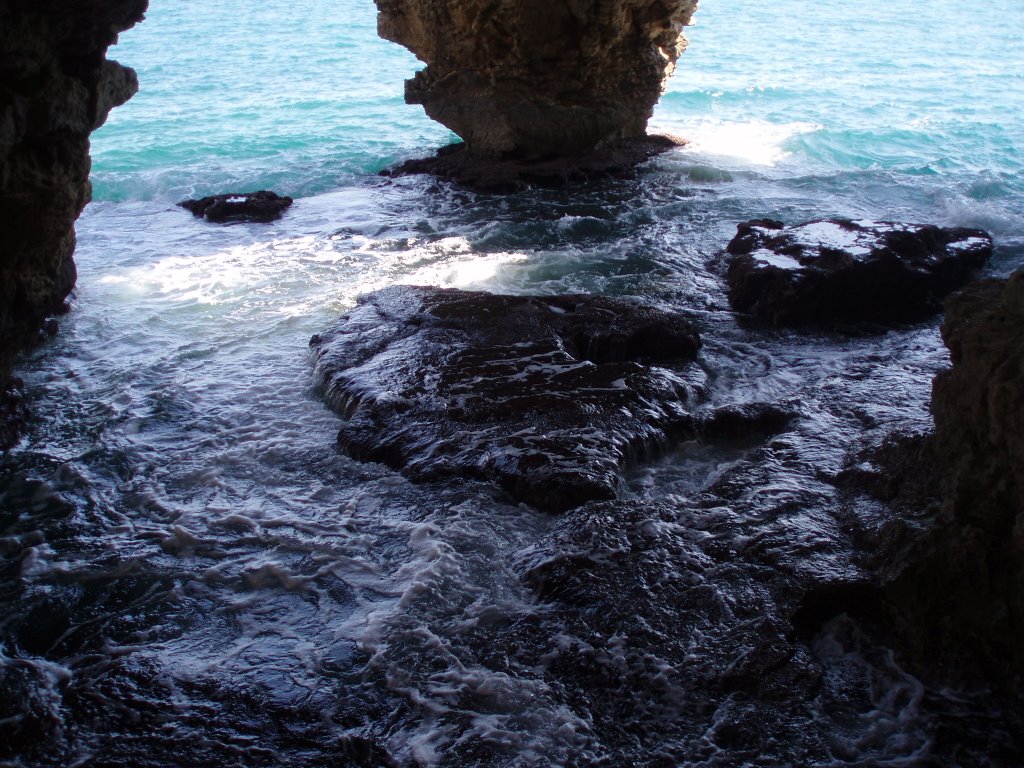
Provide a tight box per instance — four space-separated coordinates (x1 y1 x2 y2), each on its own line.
0 0 146 362
373 0 698 158
0 376 28 451
384 135 686 192
311 286 710 512
725 219 992 325
179 191 294 223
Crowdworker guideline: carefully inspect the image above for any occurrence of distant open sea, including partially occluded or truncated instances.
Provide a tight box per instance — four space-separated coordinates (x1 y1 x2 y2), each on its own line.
3 1 1024 766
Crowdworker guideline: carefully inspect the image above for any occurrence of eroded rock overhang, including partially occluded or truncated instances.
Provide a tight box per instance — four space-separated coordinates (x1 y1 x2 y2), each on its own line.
374 0 699 158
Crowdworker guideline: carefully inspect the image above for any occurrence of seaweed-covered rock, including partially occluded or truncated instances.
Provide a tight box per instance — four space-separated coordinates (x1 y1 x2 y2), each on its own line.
179 191 294 223
725 219 991 325
311 286 704 512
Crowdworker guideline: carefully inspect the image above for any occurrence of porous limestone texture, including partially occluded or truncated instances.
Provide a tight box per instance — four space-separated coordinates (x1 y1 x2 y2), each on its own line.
0 0 147 365
374 0 699 158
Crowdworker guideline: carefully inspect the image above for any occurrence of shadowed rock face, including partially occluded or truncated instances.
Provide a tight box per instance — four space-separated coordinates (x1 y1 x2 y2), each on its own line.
0 0 147 364
884 272 1024 687
725 219 992 326
374 0 699 158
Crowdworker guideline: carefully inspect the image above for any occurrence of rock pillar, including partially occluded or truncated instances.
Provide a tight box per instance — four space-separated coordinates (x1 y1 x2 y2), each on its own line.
374 0 699 158
0 0 147 364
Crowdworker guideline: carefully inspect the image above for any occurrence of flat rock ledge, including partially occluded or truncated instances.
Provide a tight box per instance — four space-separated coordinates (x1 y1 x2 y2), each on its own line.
725 219 992 325
179 191 293 223
311 286 707 512
382 135 686 192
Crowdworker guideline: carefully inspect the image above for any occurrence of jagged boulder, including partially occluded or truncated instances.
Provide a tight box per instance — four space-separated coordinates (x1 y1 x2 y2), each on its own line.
0 0 147 362
374 0 699 159
724 219 992 325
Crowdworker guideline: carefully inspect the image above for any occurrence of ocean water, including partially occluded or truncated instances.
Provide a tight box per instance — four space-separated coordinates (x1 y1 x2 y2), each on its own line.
3 0 1024 765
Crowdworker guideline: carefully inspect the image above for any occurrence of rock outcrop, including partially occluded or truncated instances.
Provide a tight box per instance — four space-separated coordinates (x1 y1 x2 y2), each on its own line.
312 286 796 512
373 0 699 159
179 191 294 223
724 219 992 325
0 0 147 446
0 0 147 353
880 271 1024 687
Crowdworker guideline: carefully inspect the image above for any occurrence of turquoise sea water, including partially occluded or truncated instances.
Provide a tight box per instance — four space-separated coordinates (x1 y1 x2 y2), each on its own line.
92 0 1024 251
3 1 1024 766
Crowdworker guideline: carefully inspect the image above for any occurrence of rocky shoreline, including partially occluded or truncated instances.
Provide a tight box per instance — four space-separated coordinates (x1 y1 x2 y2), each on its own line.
1 0 1021 718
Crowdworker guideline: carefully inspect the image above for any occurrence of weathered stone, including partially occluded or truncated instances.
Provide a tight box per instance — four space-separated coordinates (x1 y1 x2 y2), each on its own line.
833 272 1024 689
0 0 146 359
311 286 705 512
373 0 699 159
179 190 294 223
725 219 992 325
383 134 686 192
0 375 28 451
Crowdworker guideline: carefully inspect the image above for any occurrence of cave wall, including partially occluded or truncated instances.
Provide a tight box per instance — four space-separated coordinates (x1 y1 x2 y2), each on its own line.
883 271 1024 688
375 0 699 158
0 0 147 370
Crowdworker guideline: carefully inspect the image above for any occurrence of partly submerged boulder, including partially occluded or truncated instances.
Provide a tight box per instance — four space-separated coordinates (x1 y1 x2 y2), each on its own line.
311 286 705 512
724 219 992 325
373 0 699 160
179 191 294 223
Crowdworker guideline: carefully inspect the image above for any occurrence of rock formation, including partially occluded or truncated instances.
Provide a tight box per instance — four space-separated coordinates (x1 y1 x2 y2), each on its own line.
373 0 699 159
311 286 705 512
0 0 147 447
724 219 992 325
179 191 294 223
881 271 1024 687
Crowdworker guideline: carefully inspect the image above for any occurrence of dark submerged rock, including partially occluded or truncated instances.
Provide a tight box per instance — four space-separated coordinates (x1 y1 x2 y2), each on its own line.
724 219 992 325
311 286 705 512
179 191 294 223
383 135 686 192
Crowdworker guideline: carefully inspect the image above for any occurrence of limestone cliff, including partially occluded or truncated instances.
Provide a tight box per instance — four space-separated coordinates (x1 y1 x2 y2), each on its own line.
374 0 699 158
0 0 146 366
